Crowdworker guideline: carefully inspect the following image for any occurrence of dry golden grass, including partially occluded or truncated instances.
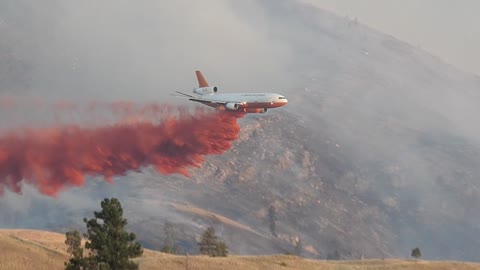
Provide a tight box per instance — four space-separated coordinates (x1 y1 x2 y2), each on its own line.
0 230 67 270
1 229 480 270
137 255 480 270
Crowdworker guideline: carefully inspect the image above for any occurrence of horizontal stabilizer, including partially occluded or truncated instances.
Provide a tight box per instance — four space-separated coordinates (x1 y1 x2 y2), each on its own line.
173 91 197 98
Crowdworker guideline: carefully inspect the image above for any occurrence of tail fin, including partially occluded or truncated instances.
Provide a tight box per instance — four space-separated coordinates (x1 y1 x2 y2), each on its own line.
195 71 209 88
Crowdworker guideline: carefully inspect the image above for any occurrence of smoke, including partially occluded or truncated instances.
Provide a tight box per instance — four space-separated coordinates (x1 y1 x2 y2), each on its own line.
3 0 480 261
0 103 244 196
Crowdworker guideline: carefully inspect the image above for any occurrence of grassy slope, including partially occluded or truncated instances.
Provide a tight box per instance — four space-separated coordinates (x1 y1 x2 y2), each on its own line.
0 230 67 270
1 229 479 270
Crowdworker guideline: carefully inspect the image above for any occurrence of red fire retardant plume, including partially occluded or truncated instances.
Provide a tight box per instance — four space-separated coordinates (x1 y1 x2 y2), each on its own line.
0 110 244 197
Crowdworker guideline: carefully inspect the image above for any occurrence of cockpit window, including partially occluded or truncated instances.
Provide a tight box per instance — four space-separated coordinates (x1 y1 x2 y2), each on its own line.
278 97 286 99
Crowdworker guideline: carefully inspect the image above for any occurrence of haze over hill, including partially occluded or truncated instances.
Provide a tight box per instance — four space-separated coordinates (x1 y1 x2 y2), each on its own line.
1 0 480 262
301 0 480 76
3 229 479 270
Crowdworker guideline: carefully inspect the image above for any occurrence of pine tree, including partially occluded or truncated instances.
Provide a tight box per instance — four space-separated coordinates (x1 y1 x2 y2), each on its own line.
83 198 143 270
199 227 217 256
198 227 228 257
64 230 84 270
65 230 82 255
160 221 177 254
216 241 229 257
411 247 421 259
268 205 278 237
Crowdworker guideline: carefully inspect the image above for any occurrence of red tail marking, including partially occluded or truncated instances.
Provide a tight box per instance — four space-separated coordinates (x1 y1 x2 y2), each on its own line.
196 71 209 88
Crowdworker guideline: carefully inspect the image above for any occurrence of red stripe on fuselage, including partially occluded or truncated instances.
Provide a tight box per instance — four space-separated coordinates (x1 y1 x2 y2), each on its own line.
239 102 287 108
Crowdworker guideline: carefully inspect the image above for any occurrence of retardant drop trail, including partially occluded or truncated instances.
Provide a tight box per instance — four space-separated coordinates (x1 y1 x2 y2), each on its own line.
0 109 245 196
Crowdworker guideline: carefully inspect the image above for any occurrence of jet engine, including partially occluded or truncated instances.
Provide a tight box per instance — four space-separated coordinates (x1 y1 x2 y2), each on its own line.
193 86 218 95
244 108 267 113
225 103 239 110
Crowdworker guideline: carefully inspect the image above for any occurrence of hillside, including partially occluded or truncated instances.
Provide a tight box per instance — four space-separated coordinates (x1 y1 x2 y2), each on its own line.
1 229 479 270
1 0 480 263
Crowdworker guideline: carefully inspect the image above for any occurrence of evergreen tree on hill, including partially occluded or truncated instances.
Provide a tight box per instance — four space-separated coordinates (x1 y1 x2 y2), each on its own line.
268 205 278 237
161 221 178 254
65 198 143 270
198 226 228 257
411 247 422 259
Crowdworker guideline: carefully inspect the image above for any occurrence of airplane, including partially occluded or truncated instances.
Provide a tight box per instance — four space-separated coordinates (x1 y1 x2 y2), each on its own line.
174 71 288 113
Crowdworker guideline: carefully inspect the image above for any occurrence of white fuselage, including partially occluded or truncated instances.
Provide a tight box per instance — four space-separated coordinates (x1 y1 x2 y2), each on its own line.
199 92 288 109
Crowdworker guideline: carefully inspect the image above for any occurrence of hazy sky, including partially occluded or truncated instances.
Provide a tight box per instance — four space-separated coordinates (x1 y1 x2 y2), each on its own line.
301 0 480 75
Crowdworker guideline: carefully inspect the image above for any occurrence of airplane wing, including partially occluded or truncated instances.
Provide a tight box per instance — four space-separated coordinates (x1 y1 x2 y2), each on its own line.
171 91 230 106
173 88 247 109
188 97 230 106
